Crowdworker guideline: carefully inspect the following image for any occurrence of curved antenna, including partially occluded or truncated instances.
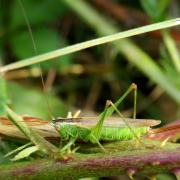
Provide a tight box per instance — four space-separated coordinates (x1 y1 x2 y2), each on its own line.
18 0 54 120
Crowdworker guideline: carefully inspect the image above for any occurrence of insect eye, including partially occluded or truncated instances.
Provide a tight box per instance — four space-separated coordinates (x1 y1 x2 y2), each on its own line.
50 120 56 125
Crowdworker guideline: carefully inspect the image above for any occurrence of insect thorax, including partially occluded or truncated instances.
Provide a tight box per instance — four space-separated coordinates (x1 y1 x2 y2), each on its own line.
59 123 91 142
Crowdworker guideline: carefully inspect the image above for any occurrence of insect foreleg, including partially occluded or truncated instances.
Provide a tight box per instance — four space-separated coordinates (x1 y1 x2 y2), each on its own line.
88 102 110 150
60 136 78 154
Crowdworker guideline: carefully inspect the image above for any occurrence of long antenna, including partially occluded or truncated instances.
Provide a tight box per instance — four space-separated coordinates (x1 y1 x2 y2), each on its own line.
18 0 54 120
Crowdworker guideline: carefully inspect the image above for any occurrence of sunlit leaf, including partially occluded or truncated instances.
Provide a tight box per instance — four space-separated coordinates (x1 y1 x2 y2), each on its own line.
11 145 38 161
5 143 32 158
10 0 68 29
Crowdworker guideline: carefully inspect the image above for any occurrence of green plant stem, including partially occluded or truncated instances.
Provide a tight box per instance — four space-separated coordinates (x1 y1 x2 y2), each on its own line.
63 0 180 104
162 30 180 73
0 141 179 179
5 106 59 155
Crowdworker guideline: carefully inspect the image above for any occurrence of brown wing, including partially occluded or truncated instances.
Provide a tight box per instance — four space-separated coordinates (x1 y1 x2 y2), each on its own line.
70 117 161 128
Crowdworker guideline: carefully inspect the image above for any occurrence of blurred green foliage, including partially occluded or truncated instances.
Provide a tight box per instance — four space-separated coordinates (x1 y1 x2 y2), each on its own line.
140 0 171 22
0 0 179 120
10 0 67 29
63 0 180 119
0 0 73 118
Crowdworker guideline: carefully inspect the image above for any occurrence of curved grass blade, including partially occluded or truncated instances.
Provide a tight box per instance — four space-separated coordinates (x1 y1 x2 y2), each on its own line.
0 18 179 72
10 145 39 161
5 106 59 155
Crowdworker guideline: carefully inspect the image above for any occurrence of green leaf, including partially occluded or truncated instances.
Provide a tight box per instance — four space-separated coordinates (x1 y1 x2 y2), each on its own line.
11 145 38 161
5 143 32 158
10 0 68 30
140 0 170 22
8 82 68 119
11 28 58 58
11 28 73 71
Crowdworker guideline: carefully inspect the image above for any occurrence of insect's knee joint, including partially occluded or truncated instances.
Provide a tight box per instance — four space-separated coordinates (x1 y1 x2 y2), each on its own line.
106 100 112 107
131 83 137 90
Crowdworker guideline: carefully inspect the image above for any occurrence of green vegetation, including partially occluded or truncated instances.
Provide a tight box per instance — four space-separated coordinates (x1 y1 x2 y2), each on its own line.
0 0 179 179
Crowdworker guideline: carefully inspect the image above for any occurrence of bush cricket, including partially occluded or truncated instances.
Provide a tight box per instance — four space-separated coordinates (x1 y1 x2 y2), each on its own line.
50 83 161 152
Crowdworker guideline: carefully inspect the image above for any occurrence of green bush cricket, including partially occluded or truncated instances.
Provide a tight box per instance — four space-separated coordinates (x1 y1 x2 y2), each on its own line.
51 83 161 152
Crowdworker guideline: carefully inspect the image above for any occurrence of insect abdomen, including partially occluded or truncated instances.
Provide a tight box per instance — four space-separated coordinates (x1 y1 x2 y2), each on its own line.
100 127 148 141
